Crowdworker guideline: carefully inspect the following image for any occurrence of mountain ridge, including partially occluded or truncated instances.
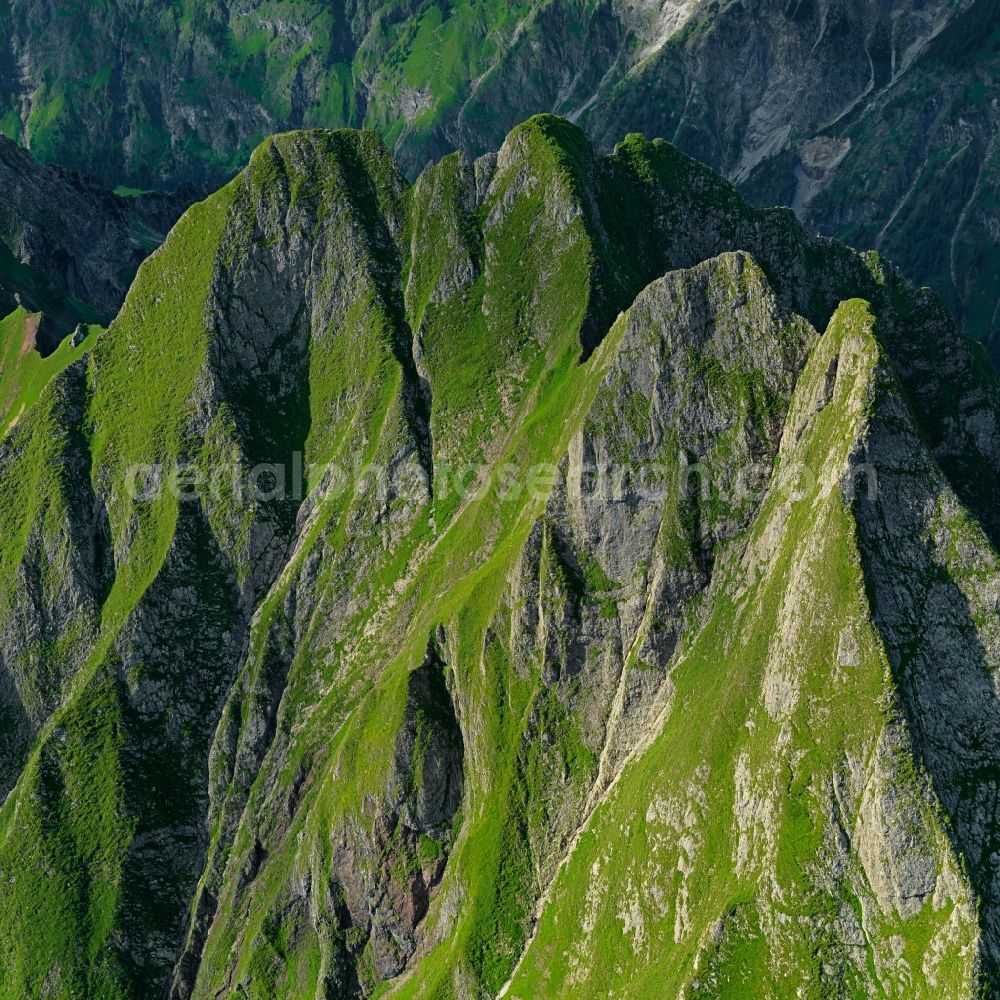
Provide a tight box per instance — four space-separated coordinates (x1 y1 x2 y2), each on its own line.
1 116 999 999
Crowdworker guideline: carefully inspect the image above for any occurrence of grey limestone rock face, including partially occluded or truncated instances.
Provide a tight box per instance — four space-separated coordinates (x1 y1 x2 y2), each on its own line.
336 637 465 980
523 252 816 794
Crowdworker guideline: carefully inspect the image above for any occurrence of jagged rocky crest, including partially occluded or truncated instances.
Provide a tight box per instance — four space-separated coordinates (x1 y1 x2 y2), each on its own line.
1 116 999 999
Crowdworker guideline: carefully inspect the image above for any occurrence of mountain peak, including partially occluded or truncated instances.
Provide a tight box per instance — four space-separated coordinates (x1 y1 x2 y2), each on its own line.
1 115 999 999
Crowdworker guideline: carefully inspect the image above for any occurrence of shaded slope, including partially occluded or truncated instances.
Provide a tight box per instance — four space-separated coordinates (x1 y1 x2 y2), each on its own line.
0 134 192 351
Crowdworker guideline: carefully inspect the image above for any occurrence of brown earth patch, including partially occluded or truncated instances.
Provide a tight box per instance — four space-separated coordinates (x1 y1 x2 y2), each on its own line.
20 313 39 357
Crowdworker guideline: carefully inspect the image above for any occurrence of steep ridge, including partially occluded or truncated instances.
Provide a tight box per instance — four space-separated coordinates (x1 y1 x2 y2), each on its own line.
505 298 994 997
0 127 432 997
0 116 998 1000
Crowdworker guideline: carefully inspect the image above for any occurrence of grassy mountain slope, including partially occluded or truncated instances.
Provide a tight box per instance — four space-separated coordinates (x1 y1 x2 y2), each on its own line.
0 116 999 1000
0 307 100 432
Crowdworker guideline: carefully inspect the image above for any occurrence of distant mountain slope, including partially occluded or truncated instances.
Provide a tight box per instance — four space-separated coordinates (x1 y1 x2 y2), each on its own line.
0 135 192 346
1 116 999 999
580 0 1000 363
1 0 995 350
